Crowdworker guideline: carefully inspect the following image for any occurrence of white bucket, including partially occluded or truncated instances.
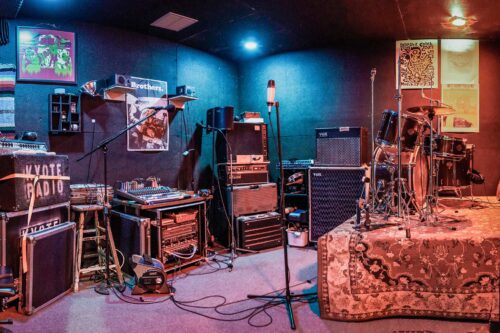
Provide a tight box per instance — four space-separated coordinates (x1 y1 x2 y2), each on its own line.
287 228 308 247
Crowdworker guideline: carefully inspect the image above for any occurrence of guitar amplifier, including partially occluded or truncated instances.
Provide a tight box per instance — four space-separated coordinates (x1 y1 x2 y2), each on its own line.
0 202 70 277
228 183 277 217
22 222 75 315
0 154 70 211
237 212 282 251
217 162 269 186
315 127 368 166
308 167 368 242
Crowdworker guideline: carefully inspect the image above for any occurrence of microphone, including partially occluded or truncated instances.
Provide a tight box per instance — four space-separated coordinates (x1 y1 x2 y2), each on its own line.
267 80 275 114
370 68 376 81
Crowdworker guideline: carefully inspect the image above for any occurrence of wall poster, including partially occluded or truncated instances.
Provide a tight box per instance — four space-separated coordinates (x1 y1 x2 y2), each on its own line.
16 26 76 84
441 84 479 132
126 77 169 151
396 39 438 89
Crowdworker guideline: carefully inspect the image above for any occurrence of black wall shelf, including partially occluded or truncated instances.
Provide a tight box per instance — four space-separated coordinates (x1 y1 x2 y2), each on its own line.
49 93 81 134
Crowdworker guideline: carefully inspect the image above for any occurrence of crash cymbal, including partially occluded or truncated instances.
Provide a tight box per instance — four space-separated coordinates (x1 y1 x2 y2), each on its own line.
406 106 455 116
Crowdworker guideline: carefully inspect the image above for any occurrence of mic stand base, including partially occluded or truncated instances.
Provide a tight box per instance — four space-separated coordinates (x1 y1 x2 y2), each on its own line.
247 291 318 330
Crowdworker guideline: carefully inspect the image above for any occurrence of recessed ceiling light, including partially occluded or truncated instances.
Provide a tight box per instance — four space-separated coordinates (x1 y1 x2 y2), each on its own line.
442 15 477 30
151 12 198 32
451 16 467 27
243 41 258 50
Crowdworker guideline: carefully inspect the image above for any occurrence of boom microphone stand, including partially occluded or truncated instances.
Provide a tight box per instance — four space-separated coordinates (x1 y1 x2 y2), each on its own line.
247 101 316 330
77 104 175 294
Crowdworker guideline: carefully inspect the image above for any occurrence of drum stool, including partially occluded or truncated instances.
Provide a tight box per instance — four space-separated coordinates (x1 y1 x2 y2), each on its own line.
71 205 122 292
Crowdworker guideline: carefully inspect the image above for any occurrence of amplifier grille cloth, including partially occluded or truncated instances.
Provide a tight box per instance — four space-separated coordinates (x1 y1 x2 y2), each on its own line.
229 184 277 217
316 137 361 166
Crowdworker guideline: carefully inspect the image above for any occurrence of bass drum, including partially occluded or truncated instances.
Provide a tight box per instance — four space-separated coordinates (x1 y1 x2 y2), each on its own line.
373 146 428 209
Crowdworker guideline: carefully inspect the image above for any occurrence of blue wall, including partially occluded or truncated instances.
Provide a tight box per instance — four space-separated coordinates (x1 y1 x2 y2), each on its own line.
0 19 238 188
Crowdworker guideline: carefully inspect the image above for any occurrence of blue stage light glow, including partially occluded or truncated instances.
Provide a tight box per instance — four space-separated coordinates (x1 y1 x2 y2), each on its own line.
243 40 258 50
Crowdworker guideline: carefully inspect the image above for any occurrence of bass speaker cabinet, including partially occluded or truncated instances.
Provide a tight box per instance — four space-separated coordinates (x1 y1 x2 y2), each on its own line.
315 127 368 166
22 222 75 315
207 106 234 133
216 122 268 163
308 167 367 242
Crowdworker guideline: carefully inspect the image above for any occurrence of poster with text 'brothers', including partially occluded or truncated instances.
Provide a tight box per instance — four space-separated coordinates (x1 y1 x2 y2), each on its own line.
126 77 169 151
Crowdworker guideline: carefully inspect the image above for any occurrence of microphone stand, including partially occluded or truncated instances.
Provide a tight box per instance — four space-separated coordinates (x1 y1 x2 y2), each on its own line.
247 101 316 330
370 68 376 209
77 105 170 294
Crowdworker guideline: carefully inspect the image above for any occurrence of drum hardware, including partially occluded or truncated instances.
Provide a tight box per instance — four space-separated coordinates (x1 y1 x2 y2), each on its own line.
370 68 377 209
355 176 371 231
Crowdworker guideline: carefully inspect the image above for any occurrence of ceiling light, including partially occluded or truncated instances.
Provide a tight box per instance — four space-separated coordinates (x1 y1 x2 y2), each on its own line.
243 41 258 50
442 15 477 30
151 12 198 32
450 16 467 27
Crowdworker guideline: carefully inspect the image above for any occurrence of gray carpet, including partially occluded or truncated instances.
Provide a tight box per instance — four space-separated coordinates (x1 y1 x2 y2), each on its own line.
0 247 491 333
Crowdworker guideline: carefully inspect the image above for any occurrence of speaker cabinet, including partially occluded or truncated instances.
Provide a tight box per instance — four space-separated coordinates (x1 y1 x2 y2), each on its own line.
207 106 234 133
315 127 368 166
0 202 70 277
22 222 75 315
308 167 367 242
216 122 268 163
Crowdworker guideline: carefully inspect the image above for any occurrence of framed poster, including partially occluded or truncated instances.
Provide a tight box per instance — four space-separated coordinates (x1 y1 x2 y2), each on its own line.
16 26 76 84
396 39 438 89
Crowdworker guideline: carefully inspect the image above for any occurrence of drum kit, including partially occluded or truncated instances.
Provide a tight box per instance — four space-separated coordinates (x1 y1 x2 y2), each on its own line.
370 103 474 224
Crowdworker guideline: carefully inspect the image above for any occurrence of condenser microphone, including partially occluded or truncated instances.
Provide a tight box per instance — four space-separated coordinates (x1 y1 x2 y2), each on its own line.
267 80 275 114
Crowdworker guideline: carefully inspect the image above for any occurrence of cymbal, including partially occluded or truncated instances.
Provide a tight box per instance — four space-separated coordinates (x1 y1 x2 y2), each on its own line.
407 105 455 116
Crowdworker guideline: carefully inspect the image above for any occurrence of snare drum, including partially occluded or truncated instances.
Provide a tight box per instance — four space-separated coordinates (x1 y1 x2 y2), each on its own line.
376 110 423 151
424 135 466 160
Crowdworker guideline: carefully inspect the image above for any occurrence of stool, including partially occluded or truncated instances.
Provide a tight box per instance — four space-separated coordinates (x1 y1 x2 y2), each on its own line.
71 204 123 292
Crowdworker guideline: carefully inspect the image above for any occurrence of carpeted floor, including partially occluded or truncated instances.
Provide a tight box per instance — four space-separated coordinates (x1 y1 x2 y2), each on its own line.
0 247 492 333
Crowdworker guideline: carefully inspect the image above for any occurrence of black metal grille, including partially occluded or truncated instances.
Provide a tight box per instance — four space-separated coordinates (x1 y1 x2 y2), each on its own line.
309 167 366 241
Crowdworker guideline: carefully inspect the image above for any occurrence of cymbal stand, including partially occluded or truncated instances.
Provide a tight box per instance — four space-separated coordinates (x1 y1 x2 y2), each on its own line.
421 109 438 224
395 58 411 238
370 68 377 209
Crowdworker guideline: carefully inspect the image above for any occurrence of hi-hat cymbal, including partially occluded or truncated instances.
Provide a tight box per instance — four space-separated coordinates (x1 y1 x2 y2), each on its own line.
407 105 455 116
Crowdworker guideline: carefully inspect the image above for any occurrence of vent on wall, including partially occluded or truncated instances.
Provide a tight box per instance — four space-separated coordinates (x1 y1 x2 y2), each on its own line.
150 12 198 32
